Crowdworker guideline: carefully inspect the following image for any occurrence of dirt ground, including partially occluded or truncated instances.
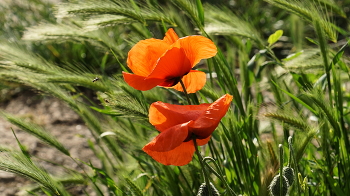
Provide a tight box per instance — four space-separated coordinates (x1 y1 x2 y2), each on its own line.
0 90 99 196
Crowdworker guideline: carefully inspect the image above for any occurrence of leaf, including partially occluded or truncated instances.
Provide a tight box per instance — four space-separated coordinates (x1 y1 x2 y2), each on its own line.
99 132 118 139
268 30 283 47
270 80 318 115
326 175 346 196
92 166 120 195
11 128 31 161
196 0 204 26
90 106 122 116
282 50 303 61
330 41 348 73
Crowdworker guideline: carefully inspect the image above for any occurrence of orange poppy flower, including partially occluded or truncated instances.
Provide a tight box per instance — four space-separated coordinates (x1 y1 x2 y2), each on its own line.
123 28 217 93
143 94 233 166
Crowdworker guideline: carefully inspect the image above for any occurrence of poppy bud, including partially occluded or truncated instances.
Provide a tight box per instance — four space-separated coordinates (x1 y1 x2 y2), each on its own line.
197 182 220 196
269 174 289 196
283 167 295 185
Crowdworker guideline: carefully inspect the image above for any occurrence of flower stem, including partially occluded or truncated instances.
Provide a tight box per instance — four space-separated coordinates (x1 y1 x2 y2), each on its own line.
193 136 213 196
279 144 283 196
179 79 192 105
203 157 238 196
288 136 302 196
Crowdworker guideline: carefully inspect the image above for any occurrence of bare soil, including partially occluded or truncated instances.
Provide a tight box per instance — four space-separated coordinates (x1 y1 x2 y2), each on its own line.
0 90 98 196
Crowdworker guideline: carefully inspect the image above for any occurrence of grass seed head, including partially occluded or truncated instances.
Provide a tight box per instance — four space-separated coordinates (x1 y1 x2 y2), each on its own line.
269 174 289 196
283 166 295 185
197 182 220 196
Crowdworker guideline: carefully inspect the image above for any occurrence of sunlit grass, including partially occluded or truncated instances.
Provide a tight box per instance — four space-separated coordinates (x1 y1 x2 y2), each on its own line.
0 0 350 195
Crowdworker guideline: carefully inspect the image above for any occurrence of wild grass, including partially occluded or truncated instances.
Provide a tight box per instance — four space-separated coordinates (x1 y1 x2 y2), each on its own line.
0 0 350 195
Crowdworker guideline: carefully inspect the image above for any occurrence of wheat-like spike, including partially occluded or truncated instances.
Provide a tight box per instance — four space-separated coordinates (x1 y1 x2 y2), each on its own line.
0 43 62 74
171 0 198 23
264 0 337 42
125 177 143 196
283 49 326 73
0 67 79 110
0 145 13 152
0 111 70 156
57 0 142 22
264 112 309 131
102 91 148 119
199 86 222 103
25 173 87 193
82 14 136 30
265 0 312 20
0 152 70 195
0 45 147 140
22 23 124 57
204 5 263 46
56 0 175 26
305 93 341 136
315 0 346 18
0 68 125 158
267 141 278 166
45 75 110 93
105 99 148 118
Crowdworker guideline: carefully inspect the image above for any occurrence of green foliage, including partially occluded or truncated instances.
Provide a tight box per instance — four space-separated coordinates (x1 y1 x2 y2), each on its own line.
0 0 350 195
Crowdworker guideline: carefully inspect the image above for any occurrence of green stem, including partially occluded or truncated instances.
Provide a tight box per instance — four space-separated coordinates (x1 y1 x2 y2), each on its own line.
69 157 105 196
266 47 282 65
279 144 283 196
203 157 238 196
193 136 213 196
179 79 192 105
314 20 332 103
288 136 302 196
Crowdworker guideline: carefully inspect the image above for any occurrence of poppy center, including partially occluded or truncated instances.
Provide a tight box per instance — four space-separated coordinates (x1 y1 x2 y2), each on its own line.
183 132 193 142
159 71 190 87
183 132 207 142
159 76 182 87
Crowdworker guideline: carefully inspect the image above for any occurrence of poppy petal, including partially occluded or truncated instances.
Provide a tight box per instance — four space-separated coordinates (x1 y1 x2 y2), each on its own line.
178 36 217 68
197 136 211 146
142 122 192 152
148 47 192 81
190 94 233 138
122 72 164 91
149 101 210 132
163 28 179 44
143 140 195 166
127 39 170 76
169 70 206 93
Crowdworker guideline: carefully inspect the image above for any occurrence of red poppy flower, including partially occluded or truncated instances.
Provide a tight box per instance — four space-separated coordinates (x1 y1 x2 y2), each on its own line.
143 94 233 166
123 28 217 93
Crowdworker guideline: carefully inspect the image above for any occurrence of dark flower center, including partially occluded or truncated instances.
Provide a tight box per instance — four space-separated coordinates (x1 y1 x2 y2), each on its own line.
159 72 190 87
160 76 182 87
183 132 193 142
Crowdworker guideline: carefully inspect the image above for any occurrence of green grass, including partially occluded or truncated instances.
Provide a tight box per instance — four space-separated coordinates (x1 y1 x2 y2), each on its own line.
0 0 350 195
